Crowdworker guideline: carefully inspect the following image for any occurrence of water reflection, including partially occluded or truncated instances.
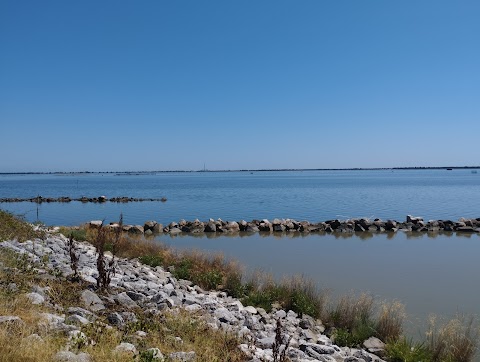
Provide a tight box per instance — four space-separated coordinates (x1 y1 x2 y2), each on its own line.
156 230 479 241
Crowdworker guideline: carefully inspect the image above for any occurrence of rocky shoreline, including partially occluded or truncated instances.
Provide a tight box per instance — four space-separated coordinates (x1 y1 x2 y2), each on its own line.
94 215 480 237
0 228 389 362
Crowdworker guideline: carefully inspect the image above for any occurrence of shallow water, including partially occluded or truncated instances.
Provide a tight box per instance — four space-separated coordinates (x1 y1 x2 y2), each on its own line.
157 231 480 336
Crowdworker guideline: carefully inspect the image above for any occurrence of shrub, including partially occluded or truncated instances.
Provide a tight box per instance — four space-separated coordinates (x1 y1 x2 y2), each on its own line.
67 228 88 242
333 320 376 348
198 270 223 290
242 289 278 313
172 259 193 280
138 255 163 268
282 276 325 318
385 337 432 362
223 270 247 298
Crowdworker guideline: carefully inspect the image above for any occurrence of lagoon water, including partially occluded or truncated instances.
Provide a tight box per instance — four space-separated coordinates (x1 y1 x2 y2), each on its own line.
1 169 479 331
159 231 480 337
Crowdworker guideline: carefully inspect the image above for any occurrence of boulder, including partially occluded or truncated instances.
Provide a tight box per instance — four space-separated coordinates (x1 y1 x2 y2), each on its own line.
129 225 144 234
285 220 295 230
245 223 259 233
144 348 164 360
259 220 272 232
224 221 240 232
214 307 237 324
114 342 138 356
89 220 103 229
273 224 286 232
326 220 341 230
363 336 385 350
26 292 45 305
81 290 105 312
143 221 157 232
168 351 196 361
204 221 217 232
299 221 311 232
65 314 90 326
354 224 366 232
53 351 92 362
243 306 258 314
385 220 397 230
0 316 23 326
257 336 275 349
238 220 248 231
66 307 96 321
153 223 163 233
107 312 124 327
114 292 138 309
406 215 423 223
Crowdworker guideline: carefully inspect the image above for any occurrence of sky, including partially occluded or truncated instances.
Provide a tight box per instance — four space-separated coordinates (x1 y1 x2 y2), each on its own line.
1 1 479 172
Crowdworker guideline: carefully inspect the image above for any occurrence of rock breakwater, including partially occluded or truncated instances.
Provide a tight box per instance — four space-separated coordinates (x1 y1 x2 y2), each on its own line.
92 215 480 237
0 196 167 203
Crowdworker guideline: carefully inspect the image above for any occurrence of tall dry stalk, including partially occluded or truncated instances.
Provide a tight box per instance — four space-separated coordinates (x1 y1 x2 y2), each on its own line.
272 318 292 362
67 234 79 280
95 215 123 290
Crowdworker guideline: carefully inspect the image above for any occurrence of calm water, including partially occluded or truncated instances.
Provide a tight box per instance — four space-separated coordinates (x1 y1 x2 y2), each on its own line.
1 170 479 334
0 169 479 226
158 231 480 335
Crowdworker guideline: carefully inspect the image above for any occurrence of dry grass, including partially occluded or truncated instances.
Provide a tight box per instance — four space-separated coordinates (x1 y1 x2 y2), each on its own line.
0 253 66 361
376 300 405 342
325 292 374 330
0 209 44 242
129 310 245 362
427 315 479 362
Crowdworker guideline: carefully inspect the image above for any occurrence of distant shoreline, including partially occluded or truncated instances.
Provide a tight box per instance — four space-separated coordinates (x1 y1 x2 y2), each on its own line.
1 166 479 175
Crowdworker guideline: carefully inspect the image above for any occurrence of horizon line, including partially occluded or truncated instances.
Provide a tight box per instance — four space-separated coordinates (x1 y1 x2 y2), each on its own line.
1 165 480 175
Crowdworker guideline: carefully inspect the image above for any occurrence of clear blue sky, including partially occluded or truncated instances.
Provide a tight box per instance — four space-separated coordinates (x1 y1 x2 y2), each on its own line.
1 1 479 172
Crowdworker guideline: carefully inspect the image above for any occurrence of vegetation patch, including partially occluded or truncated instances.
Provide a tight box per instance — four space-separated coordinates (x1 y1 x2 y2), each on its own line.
138 254 163 268
240 273 325 318
385 337 432 362
58 227 88 242
0 209 44 242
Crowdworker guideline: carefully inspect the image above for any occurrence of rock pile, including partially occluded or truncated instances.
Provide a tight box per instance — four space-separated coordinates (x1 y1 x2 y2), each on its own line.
1 231 388 362
93 215 480 237
0 196 167 203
